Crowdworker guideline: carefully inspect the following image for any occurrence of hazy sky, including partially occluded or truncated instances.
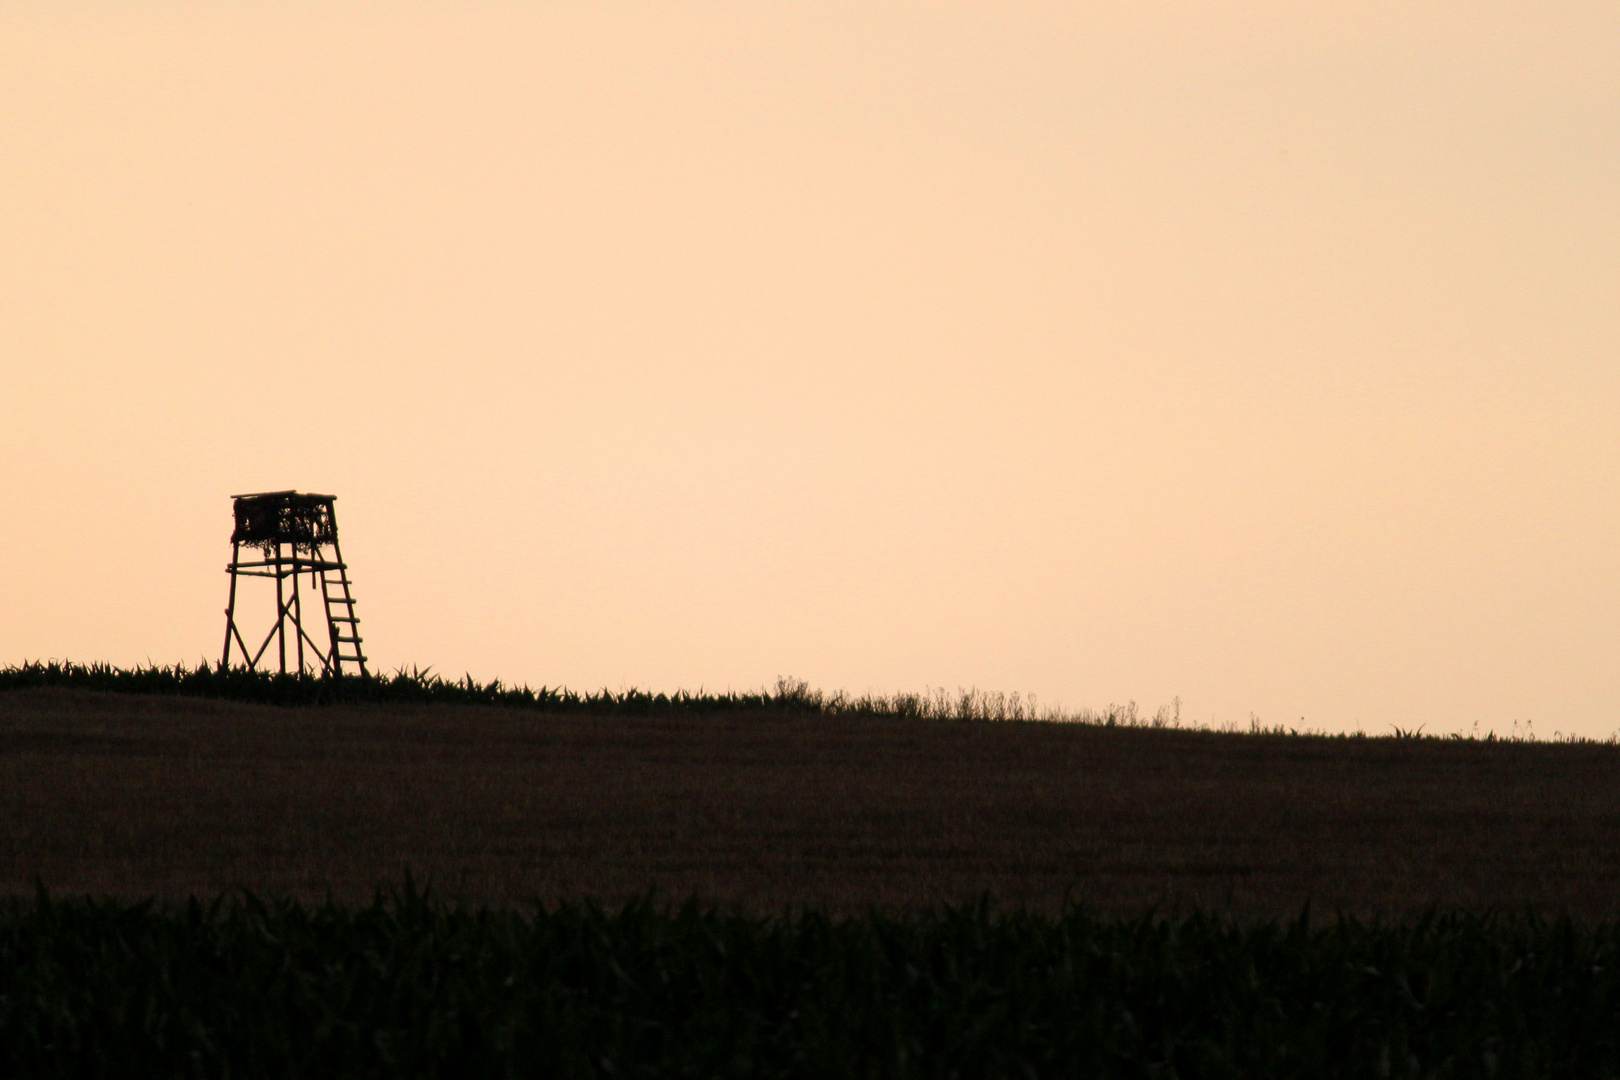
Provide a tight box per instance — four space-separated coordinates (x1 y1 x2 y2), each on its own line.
2 3 1615 736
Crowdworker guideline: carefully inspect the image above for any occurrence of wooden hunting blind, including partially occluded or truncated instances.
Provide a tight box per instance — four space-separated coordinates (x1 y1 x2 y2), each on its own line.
221 491 368 677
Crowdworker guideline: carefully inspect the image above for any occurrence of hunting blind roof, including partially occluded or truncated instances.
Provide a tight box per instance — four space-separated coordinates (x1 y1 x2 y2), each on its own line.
230 490 340 555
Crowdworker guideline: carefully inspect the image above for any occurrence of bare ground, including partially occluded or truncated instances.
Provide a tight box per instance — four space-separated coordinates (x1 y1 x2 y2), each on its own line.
2 688 1618 919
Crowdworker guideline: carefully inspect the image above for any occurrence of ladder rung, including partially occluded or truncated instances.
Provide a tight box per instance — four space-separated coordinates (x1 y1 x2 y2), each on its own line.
327 616 359 622
335 635 363 643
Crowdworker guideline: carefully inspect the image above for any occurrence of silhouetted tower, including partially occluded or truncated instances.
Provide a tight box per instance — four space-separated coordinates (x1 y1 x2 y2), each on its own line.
221 491 368 677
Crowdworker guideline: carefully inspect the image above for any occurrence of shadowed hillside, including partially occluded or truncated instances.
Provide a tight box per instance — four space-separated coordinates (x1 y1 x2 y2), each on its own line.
2 685 1618 918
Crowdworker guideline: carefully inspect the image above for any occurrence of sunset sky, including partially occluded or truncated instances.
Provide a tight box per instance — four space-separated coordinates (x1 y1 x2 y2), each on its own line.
2 3 1615 737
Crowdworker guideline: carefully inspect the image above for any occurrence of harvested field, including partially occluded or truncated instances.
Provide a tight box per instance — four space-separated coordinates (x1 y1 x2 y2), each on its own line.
2 687 1618 919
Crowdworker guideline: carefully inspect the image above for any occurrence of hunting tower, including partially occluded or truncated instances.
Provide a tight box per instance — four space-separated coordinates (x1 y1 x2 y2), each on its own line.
221 491 368 677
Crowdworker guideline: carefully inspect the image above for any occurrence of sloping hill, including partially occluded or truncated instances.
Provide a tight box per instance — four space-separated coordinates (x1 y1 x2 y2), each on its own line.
2 687 1618 918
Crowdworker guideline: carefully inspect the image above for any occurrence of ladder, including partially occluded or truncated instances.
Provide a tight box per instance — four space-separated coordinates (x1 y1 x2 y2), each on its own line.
318 540 368 677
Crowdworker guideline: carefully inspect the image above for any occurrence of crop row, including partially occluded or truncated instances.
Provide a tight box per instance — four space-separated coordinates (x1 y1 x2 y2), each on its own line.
1 887 1615 1078
0 661 1150 725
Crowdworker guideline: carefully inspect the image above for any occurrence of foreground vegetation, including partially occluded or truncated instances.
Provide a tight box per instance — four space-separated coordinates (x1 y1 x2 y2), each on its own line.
2 887 1615 1078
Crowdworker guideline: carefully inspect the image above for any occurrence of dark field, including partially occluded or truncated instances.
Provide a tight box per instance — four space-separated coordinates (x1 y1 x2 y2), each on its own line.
3 687 1619 918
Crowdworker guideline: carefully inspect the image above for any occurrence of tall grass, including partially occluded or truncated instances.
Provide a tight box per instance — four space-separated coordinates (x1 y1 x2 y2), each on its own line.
1 886 1615 1077
0 661 1143 724
2 661 1606 741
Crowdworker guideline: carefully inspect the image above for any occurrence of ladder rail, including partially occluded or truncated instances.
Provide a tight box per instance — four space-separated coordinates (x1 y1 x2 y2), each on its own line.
320 534 368 677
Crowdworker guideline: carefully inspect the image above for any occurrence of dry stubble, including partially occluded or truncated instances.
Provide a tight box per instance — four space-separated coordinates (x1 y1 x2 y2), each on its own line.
2 688 1618 918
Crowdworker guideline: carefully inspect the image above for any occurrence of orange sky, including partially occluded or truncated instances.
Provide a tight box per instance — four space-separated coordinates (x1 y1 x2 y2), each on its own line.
2 3 1615 736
